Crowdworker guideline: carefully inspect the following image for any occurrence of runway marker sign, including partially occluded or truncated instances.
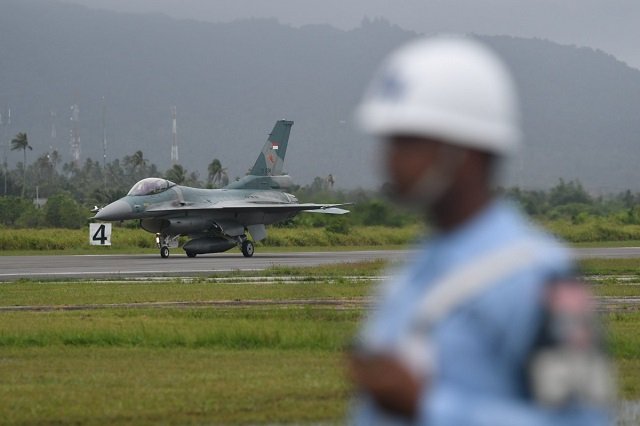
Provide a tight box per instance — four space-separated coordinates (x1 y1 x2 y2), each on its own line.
90 223 112 246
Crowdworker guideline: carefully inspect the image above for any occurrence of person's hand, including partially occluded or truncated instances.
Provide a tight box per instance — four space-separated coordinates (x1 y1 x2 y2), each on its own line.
347 351 424 419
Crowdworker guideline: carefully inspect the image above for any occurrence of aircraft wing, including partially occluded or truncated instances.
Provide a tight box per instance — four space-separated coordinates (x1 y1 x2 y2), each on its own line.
145 201 350 215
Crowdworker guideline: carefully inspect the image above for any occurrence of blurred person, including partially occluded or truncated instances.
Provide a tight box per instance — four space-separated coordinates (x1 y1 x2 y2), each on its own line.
348 35 613 425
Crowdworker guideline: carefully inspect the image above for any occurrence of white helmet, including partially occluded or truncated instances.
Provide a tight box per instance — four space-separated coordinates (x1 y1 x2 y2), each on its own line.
357 35 521 156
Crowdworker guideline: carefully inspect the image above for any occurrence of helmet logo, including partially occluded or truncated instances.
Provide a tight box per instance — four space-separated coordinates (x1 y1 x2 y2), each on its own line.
375 70 405 101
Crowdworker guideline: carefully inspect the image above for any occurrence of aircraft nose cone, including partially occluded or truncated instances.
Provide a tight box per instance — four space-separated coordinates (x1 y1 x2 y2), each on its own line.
93 200 132 221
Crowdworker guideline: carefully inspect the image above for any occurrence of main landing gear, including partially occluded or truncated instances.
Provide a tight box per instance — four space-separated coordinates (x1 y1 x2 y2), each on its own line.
154 233 255 258
241 239 254 257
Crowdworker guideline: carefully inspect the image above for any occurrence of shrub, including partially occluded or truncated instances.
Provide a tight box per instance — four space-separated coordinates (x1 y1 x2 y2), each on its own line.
0 196 34 226
16 208 46 228
44 192 87 229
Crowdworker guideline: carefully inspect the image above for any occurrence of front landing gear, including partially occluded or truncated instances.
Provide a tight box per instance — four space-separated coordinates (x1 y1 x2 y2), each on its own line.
241 239 255 257
156 233 179 259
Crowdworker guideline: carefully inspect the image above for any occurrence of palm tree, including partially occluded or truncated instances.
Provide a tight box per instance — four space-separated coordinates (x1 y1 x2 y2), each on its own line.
48 150 60 171
185 171 203 188
123 150 148 178
10 132 32 198
34 154 54 185
219 169 229 187
165 164 187 185
207 158 229 188
131 150 146 169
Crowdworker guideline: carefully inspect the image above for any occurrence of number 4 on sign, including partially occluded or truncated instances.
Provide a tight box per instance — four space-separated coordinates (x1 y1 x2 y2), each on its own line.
89 223 112 246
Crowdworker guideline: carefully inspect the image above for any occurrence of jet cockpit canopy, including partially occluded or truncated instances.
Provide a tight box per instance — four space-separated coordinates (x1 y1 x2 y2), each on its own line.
127 178 176 196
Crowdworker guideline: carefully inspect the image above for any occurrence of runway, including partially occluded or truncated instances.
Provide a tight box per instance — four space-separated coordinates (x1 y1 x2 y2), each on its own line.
572 247 640 259
1 247 639 280
0 250 412 280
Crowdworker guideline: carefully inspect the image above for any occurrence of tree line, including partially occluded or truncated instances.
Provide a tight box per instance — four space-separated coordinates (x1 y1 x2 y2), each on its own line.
2 133 231 201
1 132 639 230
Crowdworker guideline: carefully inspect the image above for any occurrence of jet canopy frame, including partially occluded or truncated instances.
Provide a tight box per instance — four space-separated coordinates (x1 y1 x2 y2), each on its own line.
127 178 176 196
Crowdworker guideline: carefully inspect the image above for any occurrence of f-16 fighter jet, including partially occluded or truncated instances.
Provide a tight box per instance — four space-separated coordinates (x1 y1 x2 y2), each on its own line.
93 120 349 258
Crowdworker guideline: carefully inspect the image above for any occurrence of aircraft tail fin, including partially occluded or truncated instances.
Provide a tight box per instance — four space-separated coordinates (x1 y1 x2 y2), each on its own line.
249 120 293 176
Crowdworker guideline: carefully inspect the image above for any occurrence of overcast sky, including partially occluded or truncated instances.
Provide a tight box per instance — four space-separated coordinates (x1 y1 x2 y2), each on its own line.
56 0 640 69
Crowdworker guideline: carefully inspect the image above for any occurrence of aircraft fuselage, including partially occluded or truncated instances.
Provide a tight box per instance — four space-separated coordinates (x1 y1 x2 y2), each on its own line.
95 185 299 237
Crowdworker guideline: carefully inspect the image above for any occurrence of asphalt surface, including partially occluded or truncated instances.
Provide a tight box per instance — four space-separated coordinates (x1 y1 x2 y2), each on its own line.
0 247 639 281
573 247 640 259
0 250 412 280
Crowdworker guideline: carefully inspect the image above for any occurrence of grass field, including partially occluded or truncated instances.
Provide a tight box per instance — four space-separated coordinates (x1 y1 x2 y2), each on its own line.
0 347 349 425
7 223 640 255
581 258 640 275
1 261 639 424
0 309 358 424
0 226 421 254
0 270 367 424
0 279 373 307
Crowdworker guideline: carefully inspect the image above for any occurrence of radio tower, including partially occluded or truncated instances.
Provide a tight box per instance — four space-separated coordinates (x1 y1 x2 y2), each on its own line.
50 110 57 140
69 104 81 167
102 97 107 187
49 110 57 157
2 106 11 195
171 106 179 165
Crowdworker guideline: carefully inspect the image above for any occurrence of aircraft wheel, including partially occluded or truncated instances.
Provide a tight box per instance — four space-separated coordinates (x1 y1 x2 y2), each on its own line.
186 251 197 258
241 240 254 257
160 246 170 258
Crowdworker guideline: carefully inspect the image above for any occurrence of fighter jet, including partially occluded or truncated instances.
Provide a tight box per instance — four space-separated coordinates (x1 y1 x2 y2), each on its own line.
92 120 349 258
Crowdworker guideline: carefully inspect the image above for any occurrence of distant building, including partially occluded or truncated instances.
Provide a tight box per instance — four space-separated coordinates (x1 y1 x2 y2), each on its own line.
33 198 47 209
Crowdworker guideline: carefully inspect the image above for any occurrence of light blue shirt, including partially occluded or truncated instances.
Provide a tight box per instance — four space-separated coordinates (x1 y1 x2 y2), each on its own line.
353 200 609 426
